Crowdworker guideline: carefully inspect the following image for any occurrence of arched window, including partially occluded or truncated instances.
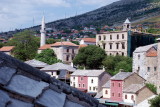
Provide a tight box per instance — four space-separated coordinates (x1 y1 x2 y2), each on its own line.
131 95 134 100
125 95 127 99
91 79 93 83
105 90 108 94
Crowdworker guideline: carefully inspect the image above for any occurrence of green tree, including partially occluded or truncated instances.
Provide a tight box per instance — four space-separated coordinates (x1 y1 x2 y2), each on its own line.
71 41 79 45
149 95 160 107
35 49 60 65
103 56 132 75
146 83 157 94
7 30 39 61
73 45 106 69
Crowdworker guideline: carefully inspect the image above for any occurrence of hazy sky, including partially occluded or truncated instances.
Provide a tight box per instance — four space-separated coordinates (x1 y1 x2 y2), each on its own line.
0 0 119 32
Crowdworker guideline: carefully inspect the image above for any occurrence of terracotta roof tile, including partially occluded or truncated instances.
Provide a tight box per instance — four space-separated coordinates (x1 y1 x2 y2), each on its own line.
0 46 14 52
146 51 157 57
79 44 88 49
82 38 96 43
52 42 78 47
38 44 53 50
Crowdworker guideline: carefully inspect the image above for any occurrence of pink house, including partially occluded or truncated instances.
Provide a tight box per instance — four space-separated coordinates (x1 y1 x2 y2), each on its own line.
78 76 88 92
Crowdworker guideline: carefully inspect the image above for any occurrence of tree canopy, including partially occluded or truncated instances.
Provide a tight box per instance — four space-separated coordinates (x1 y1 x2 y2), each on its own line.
35 49 60 65
7 30 39 61
146 83 157 94
73 45 106 69
149 94 160 107
102 55 132 75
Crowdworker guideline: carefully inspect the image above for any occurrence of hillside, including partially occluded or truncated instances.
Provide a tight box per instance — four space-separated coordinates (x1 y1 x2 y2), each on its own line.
28 0 160 31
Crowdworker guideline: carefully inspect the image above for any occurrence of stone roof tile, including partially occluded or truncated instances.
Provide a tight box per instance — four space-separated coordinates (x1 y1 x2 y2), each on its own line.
36 89 66 107
110 72 133 80
25 59 48 68
6 75 49 98
0 90 10 107
0 66 16 85
123 84 145 93
64 100 84 107
8 99 34 107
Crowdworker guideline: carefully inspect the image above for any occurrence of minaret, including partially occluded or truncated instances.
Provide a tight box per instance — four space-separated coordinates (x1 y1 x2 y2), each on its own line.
123 18 131 31
40 16 46 47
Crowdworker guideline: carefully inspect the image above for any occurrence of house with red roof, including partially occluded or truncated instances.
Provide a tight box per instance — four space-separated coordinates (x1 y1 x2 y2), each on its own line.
0 46 14 55
38 42 79 63
80 38 96 45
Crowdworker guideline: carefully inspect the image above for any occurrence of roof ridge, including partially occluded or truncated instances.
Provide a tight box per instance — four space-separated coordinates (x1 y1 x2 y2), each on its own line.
0 52 101 106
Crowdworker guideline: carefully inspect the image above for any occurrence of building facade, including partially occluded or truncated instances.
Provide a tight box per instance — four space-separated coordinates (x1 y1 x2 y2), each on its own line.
70 70 111 95
96 19 156 57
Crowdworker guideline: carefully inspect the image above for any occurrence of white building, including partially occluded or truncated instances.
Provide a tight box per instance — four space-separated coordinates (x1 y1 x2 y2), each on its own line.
38 42 79 63
70 70 111 95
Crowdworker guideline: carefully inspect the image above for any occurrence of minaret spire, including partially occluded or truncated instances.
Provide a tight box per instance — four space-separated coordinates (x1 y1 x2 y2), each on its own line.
40 15 46 46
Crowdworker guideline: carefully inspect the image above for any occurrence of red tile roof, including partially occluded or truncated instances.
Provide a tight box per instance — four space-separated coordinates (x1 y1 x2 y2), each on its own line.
52 42 78 47
79 44 88 49
38 44 53 50
82 38 96 43
146 50 157 57
0 46 15 52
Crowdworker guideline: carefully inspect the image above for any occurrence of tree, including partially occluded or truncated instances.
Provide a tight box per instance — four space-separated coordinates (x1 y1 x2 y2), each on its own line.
103 56 132 75
149 95 160 107
73 45 106 69
146 83 157 94
35 49 60 65
7 30 39 61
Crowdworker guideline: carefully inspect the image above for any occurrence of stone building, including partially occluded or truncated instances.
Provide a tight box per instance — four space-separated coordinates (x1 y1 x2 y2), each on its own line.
96 19 157 57
38 41 79 63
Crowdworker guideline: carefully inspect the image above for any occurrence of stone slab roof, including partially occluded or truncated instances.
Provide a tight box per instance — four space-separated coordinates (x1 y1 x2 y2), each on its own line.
102 80 110 88
41 62 76 72
110 72 133 80
71 70 106 77
25 59 48 68
134 43 157 53
123 84 145 93
0 52 105 107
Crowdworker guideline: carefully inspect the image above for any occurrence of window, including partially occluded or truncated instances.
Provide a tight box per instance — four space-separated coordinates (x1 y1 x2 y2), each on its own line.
116 53 119 56
122 43 125 49
79 84 81 87
103 43 106 49
99 36 101 40
51 72 53 75
66 55 69 61
116 43 119 49
73 83 75 87
125 95 127 99
117 34 119 39
83 84 85 88
89 87 91 90
109 43 112 49
110 35 112 40
105 90 108 94
81 77 83 81
112 93 114 97
138 54 140 59
72 49 74 54
66 49 69 52
118 93 121 97
103 35 106 40
131 95 134 100
93 87 96 91
127 24 129 28
118 83 121 87
91 79 93 83
73 77 75 80
72 55 74 60
122 52 124 56
148 67 150 72
154 67 157 71
112 83 114 87
137 67 140 74
122 34 124 39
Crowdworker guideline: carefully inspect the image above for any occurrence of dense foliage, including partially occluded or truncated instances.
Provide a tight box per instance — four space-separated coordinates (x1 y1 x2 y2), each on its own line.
149 95 160 107
73 45 106 69
102 56 132 75
7 30 39 61
146 83 157 94
35 49 60 65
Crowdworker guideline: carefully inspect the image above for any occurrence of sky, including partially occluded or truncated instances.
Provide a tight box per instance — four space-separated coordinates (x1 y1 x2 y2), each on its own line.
0 0 119 32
